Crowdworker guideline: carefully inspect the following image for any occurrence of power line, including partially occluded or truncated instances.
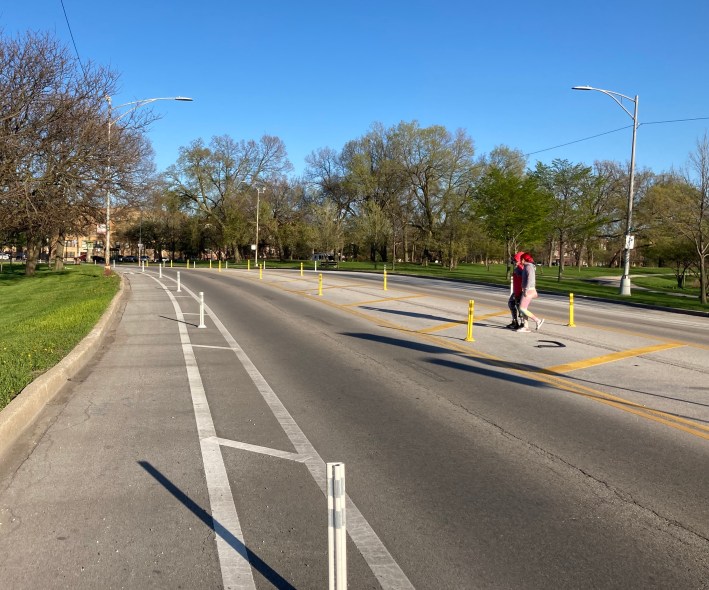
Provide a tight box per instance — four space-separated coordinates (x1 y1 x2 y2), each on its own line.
642 116 709 126
525 116 709 158
60 0 87 78
525 126 631 157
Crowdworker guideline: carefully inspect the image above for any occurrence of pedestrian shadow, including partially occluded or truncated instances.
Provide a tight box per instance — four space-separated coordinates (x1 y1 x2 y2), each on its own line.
359 305 460 324
343 332 709 424
138 461 295 590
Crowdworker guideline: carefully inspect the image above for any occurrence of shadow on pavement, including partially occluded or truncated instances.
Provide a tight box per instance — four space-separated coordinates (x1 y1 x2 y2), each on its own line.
138 461 296 590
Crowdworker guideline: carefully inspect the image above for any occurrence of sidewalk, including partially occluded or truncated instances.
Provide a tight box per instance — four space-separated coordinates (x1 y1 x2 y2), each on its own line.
0 272 223 588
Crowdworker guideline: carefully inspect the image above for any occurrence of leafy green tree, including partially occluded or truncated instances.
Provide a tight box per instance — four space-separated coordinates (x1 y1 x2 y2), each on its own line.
641 135 709 303
475 147 550 273
533 159 594 281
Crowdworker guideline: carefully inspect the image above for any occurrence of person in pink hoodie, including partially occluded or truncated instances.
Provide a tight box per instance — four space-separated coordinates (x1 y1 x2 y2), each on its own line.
516 253 545 332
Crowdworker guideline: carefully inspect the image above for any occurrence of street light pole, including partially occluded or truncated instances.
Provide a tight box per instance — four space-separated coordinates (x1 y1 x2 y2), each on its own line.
104 95 193 275
572 85 638 296
254 186 265 268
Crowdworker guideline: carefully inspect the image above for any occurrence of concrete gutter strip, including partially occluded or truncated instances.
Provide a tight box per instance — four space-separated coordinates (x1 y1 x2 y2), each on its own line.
0 276 126 454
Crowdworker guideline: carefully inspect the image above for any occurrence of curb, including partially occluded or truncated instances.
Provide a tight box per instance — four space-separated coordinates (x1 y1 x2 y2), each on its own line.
0 275 126 455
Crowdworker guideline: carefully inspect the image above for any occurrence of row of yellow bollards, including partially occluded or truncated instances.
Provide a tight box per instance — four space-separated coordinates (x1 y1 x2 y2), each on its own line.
224 263 578 339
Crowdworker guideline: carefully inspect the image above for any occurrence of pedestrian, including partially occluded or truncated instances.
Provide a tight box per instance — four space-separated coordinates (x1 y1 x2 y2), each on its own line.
507 252 526 329
516 253 544 332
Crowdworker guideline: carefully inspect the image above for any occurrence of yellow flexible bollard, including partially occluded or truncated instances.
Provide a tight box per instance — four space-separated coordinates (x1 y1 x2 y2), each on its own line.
170 260 173 268
209 259 212 269
218 260 222 272
465 300 475 342
300 262 304 276
568 293 576 327
318 273 323 296
383 269 388 291
247 259 250 271
259 264 263 279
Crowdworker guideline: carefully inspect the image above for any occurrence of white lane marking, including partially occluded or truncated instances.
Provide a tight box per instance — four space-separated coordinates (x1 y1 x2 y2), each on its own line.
193 344 235 351
185 288 415 590
156 280 256 590
209 436 312 463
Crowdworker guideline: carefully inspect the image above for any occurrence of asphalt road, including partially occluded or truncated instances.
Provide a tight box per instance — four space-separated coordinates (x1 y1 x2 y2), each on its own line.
1 266 708 589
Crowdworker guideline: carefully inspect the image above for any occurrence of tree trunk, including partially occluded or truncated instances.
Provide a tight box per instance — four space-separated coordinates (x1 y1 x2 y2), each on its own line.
53 234 65 271
25 238 42 276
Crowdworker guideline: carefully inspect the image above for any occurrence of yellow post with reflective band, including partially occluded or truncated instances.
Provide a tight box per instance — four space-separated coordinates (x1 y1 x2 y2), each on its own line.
218 260 222 272
209 259 212 269
568 293 576 327
170 260 173 268
383 269 387 291
318 273 323 296
247 259 250 271
465 300 475 342
259 264 263 280
300 262 304 276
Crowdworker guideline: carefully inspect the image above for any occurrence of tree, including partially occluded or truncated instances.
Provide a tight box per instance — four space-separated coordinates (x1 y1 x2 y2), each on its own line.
395 121 476 265
533 159 594 280
474 146 550 273
0 31 155 275
164 134 292 257
641 135 709 303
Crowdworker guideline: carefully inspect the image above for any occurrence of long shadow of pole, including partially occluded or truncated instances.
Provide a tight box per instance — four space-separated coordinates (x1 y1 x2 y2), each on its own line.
138 461 296 590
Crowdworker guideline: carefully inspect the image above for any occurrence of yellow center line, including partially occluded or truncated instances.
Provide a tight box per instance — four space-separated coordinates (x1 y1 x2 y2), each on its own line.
546 342 687 373
418 311 511 334
345 294 429 307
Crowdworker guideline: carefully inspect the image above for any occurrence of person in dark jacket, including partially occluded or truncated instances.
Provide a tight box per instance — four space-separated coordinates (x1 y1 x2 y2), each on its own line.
507 251 526 329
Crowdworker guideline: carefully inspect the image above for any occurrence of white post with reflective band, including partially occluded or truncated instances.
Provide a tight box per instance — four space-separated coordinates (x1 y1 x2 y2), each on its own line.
327 462 347 590
177 271 181 292
159 263 162 278
198 292 206 329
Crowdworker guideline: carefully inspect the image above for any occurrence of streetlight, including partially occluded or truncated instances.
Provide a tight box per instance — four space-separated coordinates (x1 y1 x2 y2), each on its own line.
104 95 193 275
254 186 265 267
572 85 638 296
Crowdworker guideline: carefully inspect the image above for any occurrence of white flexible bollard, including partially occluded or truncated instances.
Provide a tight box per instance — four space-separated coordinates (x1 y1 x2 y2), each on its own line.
177 271 181 293
198 292 206 329
159 263 162 278
327 462 347 590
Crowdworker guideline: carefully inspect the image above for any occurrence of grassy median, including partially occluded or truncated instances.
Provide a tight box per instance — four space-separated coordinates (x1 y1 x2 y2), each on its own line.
0 264 119 410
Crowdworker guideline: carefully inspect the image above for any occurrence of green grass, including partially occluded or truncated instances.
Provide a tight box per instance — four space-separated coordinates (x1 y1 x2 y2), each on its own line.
0 264 120 410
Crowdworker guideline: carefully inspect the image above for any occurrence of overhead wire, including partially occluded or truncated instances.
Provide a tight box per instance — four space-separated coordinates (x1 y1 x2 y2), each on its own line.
60 0 88 78
525 117 709 158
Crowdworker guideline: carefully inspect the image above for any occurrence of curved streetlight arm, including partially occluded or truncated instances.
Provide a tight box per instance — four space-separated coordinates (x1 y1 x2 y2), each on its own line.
103 94 192 274
107 96 193 125
572 84 638 296
571 86 636 120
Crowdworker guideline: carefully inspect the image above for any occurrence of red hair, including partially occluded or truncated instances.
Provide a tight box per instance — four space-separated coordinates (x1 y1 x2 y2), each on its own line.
522 253 534 263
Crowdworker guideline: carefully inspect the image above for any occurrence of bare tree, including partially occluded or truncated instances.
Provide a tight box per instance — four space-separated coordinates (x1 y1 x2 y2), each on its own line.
0 31 152 274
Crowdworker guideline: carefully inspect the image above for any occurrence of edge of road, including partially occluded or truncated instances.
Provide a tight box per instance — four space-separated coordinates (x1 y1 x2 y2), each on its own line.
0 275 127 457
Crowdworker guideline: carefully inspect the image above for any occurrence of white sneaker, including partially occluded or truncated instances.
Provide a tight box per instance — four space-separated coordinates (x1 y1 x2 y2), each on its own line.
536 319 545 331
516 325 531 332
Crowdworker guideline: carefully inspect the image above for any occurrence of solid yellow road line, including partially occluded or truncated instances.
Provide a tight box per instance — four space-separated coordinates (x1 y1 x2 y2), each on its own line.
546 342 686 374
345 294 429 307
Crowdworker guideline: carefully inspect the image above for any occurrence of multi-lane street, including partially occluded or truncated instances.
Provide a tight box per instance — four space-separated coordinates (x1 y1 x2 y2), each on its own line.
1 266 708 589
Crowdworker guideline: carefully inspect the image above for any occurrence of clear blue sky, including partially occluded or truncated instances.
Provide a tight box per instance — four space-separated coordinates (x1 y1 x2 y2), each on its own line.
3 1 708 177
